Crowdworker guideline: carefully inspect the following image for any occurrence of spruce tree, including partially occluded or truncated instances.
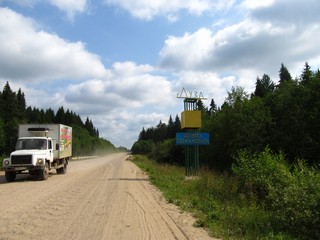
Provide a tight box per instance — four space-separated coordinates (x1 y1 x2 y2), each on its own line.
1 82 19 154
138 127 146 140
17 88 26 122
209 99 217 115
301 62 313 84
167 115 175 138
55 106 65 124
254 74 275 97
174 115 181 133
279 63 292 85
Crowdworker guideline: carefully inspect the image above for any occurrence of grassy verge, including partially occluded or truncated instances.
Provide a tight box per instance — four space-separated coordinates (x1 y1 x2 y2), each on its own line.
132 154 291 239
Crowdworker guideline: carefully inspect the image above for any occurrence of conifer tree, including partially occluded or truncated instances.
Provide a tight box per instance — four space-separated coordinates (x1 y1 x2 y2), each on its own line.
167 115 175 138
208 98 217 116
55 106 65 123
254 74 275 97
1 82 19 153
301 62 313 84
196 99 206 111
138 127 147 140
279 63 292 85
174 115 181 133
45 108 55 123
17 88 26 121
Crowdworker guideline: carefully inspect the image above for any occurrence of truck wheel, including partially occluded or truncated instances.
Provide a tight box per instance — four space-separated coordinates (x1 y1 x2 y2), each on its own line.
61 162 67 174
56 161 67 174
39 163 49 180
5 171 16 182
57 164 67 174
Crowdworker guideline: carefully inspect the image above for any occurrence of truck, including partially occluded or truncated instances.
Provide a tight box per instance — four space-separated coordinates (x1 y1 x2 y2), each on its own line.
2 124 72 182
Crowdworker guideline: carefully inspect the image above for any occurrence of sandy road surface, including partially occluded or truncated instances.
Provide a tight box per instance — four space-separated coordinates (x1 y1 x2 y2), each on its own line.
0 153 214 240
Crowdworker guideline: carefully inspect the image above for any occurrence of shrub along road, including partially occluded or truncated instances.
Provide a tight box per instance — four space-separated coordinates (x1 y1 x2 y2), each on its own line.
0 153 214 240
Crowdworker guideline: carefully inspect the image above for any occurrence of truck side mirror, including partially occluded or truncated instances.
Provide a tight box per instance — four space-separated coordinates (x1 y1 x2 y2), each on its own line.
56 144 59 150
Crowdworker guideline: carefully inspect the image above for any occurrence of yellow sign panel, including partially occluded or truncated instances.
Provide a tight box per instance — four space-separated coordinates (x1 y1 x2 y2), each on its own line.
181 111 202 129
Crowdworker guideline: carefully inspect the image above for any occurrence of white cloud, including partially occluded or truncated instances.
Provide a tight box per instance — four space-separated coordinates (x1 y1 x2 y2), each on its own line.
103 0 235 21
49 0 88 19
173 71 237 106
242 0 275 10
158 0 320 107
159 28 214 70
159 16 320 77
93 111 168 148
0 7 106 82
0 0 88 19
247 0 320 26
64 62 174 114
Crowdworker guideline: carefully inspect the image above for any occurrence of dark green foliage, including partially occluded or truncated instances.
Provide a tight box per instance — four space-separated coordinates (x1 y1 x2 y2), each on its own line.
278 63 292 85
132 115 184 164
208 98 217 116
131 140 155 155
0 82 19 153
205 90 272 170
150 139 184 165
0 118 5 151
253 74 275 97
301 62 313 84
233 148 320 239
196 99 206 111
0 82 116 157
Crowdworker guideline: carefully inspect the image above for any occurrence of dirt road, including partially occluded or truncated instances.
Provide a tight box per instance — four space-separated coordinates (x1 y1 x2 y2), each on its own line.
0 153 214 240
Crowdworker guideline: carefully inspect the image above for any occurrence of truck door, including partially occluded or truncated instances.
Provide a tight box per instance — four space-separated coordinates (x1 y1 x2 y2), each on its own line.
48 140 54 162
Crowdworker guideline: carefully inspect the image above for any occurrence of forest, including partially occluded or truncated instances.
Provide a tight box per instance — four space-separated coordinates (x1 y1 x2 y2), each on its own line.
133 62 320 170
0 82 117 159
132 63 320 238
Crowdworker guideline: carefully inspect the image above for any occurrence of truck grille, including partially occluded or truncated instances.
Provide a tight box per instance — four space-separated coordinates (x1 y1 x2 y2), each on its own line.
11 155 32 165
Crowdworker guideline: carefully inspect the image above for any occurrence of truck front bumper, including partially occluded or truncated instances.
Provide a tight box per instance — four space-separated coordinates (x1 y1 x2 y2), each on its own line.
2 165 44 172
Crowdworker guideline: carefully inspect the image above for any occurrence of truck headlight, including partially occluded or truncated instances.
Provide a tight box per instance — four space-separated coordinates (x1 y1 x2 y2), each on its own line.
4 159 9 165
37 158 44 164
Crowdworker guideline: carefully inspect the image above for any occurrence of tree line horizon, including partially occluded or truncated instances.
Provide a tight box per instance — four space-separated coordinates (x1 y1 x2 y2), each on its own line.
0 82 118 157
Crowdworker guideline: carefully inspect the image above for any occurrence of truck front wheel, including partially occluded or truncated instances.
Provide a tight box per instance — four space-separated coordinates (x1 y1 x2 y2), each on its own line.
38 163 49 180
5 171 16 182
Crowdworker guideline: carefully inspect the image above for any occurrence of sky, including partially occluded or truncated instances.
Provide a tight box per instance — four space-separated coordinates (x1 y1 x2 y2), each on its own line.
0 0 320 149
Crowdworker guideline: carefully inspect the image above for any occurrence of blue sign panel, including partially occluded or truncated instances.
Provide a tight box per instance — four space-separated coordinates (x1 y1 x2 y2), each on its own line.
176 132 210 145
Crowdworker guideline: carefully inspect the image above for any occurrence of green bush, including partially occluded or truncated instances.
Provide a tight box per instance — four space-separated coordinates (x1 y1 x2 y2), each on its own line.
233 148 320 239
232 148 291 203
269 161 320 238
151 139 184 165
131 140 155 154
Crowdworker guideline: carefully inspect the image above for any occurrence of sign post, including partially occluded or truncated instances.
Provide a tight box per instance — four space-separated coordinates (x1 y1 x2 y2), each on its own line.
177 88 208 176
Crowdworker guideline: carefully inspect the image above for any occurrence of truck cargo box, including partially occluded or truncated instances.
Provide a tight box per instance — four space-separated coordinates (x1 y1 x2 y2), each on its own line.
18 124 72 160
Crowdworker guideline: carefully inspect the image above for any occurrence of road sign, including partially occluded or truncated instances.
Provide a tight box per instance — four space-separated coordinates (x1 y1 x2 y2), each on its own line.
176 132 210 145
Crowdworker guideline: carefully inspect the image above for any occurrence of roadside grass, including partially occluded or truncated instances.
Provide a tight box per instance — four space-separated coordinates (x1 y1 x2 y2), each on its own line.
132 154 291 239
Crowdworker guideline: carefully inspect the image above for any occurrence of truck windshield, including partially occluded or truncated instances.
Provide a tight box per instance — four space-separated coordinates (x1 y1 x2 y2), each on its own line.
16 139 47 150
